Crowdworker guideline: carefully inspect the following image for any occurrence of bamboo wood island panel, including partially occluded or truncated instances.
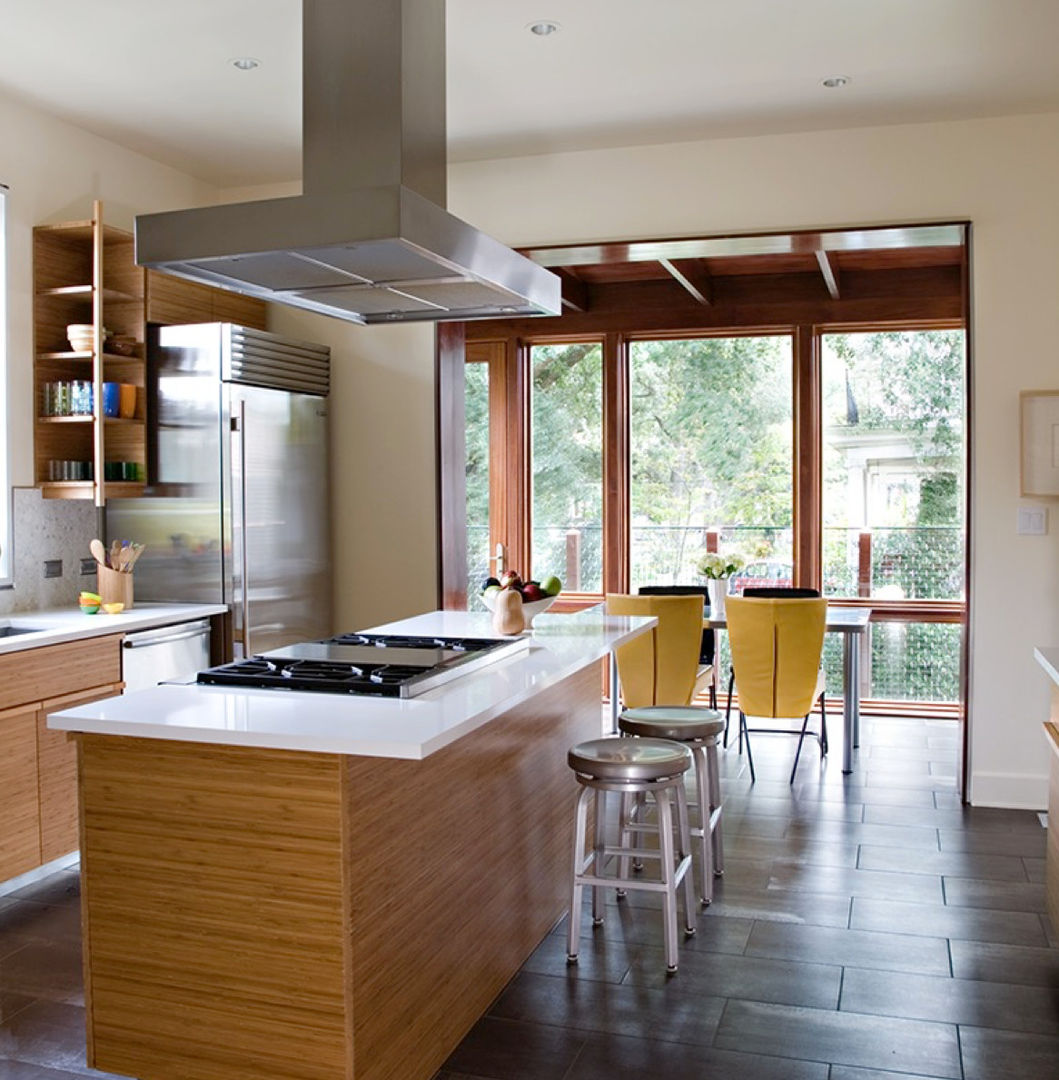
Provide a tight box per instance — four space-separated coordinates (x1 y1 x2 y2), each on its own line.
1046 721 1059 935
77 662 602 1080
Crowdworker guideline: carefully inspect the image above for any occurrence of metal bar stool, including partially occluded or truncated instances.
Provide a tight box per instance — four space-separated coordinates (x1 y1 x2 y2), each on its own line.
617 706 725 905
566 737 697 973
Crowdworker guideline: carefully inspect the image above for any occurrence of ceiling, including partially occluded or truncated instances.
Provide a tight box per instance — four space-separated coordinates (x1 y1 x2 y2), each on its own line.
3 1 1059 188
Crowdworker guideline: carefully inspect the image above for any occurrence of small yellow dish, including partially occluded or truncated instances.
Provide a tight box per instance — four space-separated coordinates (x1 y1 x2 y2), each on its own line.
101 602 125 615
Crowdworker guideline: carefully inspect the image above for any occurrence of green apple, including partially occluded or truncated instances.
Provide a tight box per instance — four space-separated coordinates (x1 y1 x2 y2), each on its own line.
540 575 562 597
482 584 502 598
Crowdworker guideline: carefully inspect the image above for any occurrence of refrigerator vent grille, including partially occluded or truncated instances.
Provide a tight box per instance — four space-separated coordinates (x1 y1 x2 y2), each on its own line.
223 326 331 396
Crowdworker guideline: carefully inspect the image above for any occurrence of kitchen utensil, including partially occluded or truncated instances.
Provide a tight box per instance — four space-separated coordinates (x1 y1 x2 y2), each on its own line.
110 539 122 568
90 538 108 567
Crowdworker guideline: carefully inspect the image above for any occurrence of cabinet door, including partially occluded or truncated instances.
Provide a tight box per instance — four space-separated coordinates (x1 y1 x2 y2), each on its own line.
0 706 41 880
38 683 122 863
212 289 267 330
146 270 214 325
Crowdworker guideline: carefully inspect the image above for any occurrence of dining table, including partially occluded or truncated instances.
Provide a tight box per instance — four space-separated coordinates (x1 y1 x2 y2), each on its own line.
608 604 872 774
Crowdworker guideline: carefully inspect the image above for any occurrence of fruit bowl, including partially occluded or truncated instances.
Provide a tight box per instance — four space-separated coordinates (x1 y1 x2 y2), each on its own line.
479 590 558 629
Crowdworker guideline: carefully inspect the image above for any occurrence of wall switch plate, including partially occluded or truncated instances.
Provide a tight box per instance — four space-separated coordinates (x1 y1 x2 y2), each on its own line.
1017 505 1048 535
43 559 63 579
80 557 97 576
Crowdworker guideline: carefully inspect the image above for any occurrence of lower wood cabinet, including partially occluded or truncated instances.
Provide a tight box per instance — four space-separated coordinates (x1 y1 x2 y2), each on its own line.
0 634 123 882
38 684 122 863
0 706 42 881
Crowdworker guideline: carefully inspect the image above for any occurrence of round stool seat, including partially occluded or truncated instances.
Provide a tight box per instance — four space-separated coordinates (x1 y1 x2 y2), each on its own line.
568 737 691 782
619 706 725 742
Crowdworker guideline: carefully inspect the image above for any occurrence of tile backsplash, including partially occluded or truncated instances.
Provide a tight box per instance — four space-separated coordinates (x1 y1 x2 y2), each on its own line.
0 486 98 614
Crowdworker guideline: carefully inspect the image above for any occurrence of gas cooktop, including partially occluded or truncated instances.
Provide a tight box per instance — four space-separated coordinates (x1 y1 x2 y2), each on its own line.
196 632 530 698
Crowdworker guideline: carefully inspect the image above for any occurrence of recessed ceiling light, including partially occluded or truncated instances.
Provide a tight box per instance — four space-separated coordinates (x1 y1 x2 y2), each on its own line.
822 75 851 89
527 20 560 36
230 57 261 71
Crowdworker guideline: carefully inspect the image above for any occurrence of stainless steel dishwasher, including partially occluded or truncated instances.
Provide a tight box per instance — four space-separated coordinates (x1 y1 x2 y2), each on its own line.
121 619 212 693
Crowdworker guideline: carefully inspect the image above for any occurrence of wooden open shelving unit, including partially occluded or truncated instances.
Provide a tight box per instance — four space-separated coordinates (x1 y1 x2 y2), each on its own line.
33 200 146 506
33 201 268 505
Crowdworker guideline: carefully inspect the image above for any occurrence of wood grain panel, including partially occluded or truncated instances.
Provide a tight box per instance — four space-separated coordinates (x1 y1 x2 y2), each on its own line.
1047 721 1059 935
0 706 42 881
212 289 268 330
342 661 602 1080
0 635 121 712
38 684 122 863
146 270 216 325
79 737 349 1080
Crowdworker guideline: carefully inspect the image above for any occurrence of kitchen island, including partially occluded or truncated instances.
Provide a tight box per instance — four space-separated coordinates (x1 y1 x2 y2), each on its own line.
50 608 651 1080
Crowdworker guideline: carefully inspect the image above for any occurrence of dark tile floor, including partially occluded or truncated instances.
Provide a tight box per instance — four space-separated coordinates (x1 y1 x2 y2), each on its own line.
0 716 1055 1079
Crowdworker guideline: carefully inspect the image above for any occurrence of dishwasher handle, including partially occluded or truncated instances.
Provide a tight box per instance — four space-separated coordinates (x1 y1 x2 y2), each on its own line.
123 624 211 649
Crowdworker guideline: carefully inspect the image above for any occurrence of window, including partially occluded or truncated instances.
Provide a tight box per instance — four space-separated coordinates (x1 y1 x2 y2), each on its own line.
629 334 793 588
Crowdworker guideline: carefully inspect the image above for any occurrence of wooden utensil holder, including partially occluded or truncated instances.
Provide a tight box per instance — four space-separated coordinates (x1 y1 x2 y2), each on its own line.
97 565 134 608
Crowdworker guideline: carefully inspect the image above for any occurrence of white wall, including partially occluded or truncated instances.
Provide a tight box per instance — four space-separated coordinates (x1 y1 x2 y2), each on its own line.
448 112 1059 808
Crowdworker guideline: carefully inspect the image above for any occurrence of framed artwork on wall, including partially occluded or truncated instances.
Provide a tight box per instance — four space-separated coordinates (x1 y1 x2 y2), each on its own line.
1020 390 1059 496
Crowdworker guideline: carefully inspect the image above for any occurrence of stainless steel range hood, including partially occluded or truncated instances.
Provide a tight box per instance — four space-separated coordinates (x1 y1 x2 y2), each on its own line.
134 0 560 325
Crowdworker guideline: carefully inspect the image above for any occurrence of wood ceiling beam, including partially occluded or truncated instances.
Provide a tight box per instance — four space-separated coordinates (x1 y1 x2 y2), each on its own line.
659 258 713 306
556 268 589 313
815 249 841 299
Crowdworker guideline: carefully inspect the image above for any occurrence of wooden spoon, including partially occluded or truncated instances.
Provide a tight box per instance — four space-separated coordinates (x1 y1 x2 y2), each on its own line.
90 538 108 568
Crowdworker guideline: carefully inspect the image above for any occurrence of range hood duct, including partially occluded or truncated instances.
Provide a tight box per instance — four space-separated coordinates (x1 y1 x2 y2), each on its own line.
134 0 560 325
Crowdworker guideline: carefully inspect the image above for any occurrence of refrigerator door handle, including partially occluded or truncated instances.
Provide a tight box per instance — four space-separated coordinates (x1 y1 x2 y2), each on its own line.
236 397 251 658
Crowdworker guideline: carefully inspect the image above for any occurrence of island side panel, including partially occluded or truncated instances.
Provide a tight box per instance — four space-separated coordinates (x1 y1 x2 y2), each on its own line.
342 660 603 1080
1047 721 1059 934
77 735 351 1080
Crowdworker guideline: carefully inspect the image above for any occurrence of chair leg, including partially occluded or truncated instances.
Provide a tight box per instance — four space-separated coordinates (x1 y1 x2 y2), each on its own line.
819 695 828 756
591 789 606 925
724 668 735 747
566 785 592 963
655 788 680 973
706 737 724 875
739 711 755 782
673 781 697 937
689 744 713 905
617 790 632 896
790 712 812 785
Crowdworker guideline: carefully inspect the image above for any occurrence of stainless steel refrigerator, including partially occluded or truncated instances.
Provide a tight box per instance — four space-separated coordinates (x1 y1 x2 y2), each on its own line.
106 323 331 658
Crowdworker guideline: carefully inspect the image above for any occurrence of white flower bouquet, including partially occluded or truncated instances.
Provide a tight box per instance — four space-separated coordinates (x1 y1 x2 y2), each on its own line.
697 551 746 580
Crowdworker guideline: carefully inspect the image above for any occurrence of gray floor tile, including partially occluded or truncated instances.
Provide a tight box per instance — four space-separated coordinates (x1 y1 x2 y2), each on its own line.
439 1016 586 1080
797 785 939 808
0 945 83 1006
785 820 941 850
0 905 83 948
745 921 951 975
850 897 1050 948
939 830 1046 857
4 878 79 909
1023 857 1046 883
829 1069 957 1080
942 877 1047 913
767 862 944 903
523 928 637 984
959 1024 1059 1080
624 949 842 1009
0 1001 90 1075
489 970 725 1045
840 966 1059 1035
949 940 1059 988
699 885 853 928
713 1000 961 1077
856 844 1029 881
565 1031 828 1080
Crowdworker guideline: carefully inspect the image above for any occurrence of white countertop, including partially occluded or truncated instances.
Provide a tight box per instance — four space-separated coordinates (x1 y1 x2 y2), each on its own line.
0 603 227 654
49 608 653 759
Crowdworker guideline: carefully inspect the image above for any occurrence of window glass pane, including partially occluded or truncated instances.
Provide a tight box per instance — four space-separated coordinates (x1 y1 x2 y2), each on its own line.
821 330 966 601
629 335 793 590
464 361 490 605
530 343 603 592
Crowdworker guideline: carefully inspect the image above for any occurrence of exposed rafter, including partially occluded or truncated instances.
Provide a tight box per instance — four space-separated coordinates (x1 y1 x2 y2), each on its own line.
557 268 589 312
659 257 713 306
815 249 841 299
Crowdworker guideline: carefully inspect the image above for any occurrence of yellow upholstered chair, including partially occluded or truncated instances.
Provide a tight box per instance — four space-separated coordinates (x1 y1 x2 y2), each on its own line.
725 595 828 785
605 593 723 904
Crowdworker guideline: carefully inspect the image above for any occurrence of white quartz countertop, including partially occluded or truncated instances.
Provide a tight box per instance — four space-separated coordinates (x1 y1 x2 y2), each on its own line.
0 603 227 655
1034 647 1059 687
49 608 653 759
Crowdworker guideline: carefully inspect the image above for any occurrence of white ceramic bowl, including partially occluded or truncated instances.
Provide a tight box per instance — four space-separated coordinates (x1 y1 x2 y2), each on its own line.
479 589 558 628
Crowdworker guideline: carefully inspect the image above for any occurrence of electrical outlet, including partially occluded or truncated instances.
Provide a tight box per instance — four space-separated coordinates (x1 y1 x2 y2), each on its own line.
43 559 63 579
80 557 97 576
1017 505 1048 535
